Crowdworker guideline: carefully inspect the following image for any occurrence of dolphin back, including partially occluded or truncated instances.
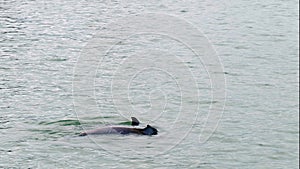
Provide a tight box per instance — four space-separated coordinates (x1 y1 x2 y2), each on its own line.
79 127 119 136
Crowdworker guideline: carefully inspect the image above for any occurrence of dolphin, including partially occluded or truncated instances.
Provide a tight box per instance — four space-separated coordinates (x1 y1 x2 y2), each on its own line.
79 117 158 136
130 117 139 126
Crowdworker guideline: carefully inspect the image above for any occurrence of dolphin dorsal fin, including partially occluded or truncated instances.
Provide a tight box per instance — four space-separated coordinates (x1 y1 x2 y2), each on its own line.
131 117 140 126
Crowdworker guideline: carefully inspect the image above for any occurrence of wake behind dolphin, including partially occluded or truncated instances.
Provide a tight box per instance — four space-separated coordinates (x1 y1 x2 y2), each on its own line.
79 117 158 136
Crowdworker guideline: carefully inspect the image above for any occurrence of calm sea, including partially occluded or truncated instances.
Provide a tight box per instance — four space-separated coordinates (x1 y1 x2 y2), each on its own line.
0 0 299 168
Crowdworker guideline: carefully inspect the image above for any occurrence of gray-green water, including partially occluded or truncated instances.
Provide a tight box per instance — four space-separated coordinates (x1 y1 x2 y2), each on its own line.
0 0 299 168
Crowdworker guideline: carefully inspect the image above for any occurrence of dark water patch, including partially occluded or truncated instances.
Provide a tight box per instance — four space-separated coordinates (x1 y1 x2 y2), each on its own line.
117 121 132 126
199 100 218 104
30 129 60 135
0 120 10 124
255 83 273 87
0 149 12 152
0 116 10 129
83 116 117 120
39 119 81 126
0 67 10 70
223 71 243 76
248 83 274 87
28 128 77 140
47 58 68 62
96 116 117 119
257 143 274 147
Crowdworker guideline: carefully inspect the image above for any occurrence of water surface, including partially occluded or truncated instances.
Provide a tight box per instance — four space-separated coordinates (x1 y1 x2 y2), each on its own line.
0 0 299 168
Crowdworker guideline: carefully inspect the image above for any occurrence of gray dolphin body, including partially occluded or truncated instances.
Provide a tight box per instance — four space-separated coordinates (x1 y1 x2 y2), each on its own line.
79 117 158 136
